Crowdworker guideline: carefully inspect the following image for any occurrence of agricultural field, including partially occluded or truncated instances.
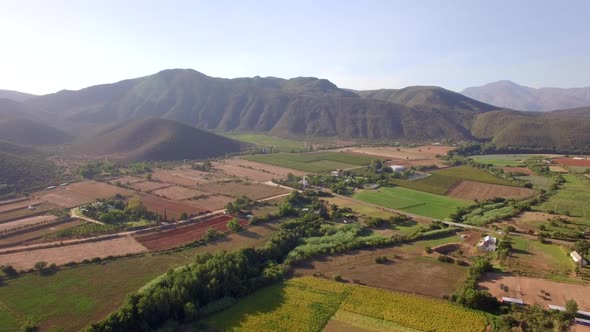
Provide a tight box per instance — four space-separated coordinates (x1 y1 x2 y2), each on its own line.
446 181 536 201
198 181 288 200
243 151 374 173
537 174 590 218
215 158 306 182
505 236 574 279
566 166 590 173
183 195 234 210
469 154 558 167
339 145 453 167
134 193 205 220
293 233 469 298
493 211 590 237
516 175 552 189
133 215 246 251
0 214 57 232
223 133 307 152
151 167 228 187
0 219 290 331
0 199 45 213
479 273 590 311
502 166 534 175
206 276 486 332
0 235 148 270
127 180 171 192
354 187 471 219
0 219 86 248
392 165 517 195
0 202 59 223
552 158 590 167
151 185 208 200
549 165 569 173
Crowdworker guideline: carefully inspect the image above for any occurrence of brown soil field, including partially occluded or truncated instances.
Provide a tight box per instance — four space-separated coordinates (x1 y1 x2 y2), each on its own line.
66 180 135 199
128 181 172 192
552 158 590 167
152 186 209 200
502 167 534 175
495 211 577 234
447 181 536 201
109 176 144 185
0 199 45 213
215 158 305 181
0 219 86 247
0 197 29 206
0 235 148 270
134 193 205 220
199 181 288 200
293 243 468 299
0 202 59 222
479 273 590 311
152 168 228 187
182 195 234 211
134 215 248 251
549 165 569 173
39 188 94 208
338 145 452 167
0 215 57 232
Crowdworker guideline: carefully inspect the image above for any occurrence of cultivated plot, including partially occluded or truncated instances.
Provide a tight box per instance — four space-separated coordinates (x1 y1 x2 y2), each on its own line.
447 181 536 201
537 174 590 218
243 151 374 173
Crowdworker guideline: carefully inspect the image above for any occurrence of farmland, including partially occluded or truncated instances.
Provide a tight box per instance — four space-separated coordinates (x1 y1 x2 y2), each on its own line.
0 202 59 223
506 236 574 279
537 174 590 218
0 219 86 247
446 181 536 201
339 145 453 167
206 277 486 332
197 181 288 200
243 151 374 173
134 193 205 220
354 187 471 219
469 154 558 166
224 133 307 152
214 158 306 182
392 165 517 195
552 158 590 167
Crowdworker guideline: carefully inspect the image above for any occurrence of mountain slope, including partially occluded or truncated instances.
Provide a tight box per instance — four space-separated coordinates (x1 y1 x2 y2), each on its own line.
0 89 36 102
0 117 73 146
73 118 246 161
0 141 59 194
25 69 492 141
462 80 590 112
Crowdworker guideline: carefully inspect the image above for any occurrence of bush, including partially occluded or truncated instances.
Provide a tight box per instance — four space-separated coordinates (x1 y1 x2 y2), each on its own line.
333 274 343 282
375 256 388 264
1 264 18 276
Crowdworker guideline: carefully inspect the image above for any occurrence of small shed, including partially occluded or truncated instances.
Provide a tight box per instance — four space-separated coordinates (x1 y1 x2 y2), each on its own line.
390 165 406 172
502 297 525 306
571 251 588 267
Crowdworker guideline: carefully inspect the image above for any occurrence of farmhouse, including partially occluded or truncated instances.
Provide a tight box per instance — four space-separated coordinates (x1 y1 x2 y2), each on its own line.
570 251 588 266
390 165 406 172
502 297 525 306
477 235 497 252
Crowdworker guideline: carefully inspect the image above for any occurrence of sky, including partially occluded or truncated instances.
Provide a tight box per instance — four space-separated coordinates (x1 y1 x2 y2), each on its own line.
1 0 590 95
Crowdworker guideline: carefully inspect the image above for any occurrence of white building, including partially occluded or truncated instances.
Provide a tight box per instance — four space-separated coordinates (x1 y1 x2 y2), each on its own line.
300 175 309 188
571 251 588 266
390 165 406 172
477 235 497 252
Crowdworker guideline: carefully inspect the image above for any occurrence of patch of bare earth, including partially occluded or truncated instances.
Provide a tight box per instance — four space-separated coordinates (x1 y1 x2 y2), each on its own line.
128 180 172 192
502 167 534 175
199 181 288 200
447 181 536 201
0 235 147 270
216 158 305 181
152 186 209 200
336 145 452 167
182 195 233 210
494 211 578 234
0 215 57 232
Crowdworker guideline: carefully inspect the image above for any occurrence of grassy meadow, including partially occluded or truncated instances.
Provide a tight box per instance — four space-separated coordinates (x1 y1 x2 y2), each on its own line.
205 277 487 332
468 154 551 167
392 165 516 195
243 152 374 173
224 133 306 152
537 174 590 218
354 186 471 219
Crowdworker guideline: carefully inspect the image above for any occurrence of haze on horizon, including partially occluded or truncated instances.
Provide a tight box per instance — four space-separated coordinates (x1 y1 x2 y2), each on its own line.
2 0 590 95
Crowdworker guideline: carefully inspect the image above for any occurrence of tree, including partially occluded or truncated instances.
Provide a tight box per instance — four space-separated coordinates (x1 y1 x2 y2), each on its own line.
227 218 241 232
565 299 578 320
34 261 48 271
225 202 237 215
125 198 145 216
1 264 17 276
180 212 189 220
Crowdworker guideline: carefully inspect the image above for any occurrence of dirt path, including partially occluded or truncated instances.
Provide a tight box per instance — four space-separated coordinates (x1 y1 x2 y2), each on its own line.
71 208 104 225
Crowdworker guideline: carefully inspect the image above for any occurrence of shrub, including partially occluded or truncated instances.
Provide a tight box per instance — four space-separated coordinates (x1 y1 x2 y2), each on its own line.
333 274 343 282
375 256 388 264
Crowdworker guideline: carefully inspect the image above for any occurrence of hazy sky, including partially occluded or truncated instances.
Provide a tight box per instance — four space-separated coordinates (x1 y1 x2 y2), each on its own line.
2 0 589 94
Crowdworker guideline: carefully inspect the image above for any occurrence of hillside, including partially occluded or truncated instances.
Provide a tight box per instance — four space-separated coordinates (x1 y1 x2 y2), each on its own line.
0 117 73 146
461 80 590 112
0 89 36 102
0 141 59 194
24 69 493 141
73 118 246 161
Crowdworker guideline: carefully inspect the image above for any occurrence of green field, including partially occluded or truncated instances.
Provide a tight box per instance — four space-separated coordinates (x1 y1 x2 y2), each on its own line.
509 236 574 279
206 277 486 332
224 133 306 152
392 165 516 195
537 174 590 218
354 186 471 219
243 152 374 173
468 154 550 167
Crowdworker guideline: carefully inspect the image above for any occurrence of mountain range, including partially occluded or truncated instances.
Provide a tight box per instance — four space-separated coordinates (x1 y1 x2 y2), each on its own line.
462 80 590 112
0 69 589 159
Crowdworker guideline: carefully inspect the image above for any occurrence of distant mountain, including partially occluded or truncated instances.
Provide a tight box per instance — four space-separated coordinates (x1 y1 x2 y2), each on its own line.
0 117 73 146
24 69 500 141
0 89 36 102
73 118 246 161
461 80 590 112
0 140 59 194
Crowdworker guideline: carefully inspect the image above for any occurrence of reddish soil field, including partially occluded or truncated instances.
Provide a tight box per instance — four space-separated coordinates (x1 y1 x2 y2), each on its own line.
152 186 209 200
110 176 144 185
183 195 234 210
0 202 59 223
128 181 171 192
39 188 94 208
0 219 86 247
134 215 248 250
447 181 536 201
337 145 452 167
0 199 45 213
199 181 288 200
479 273 590 311
0 215 57 232
215 159 305 181
502 167 534 175
0 235 148 270
67 180 135 199
134 193 205 220
152 168 228 187
552 158 590 167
